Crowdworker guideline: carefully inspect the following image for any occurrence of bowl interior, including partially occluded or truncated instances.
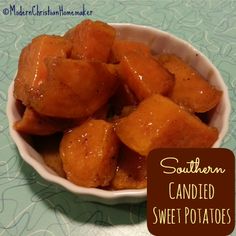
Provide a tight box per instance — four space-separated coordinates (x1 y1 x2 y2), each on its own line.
7 24 230 204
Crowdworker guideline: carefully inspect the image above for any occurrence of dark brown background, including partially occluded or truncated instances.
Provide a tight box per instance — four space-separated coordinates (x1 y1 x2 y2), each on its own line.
147 148 235 236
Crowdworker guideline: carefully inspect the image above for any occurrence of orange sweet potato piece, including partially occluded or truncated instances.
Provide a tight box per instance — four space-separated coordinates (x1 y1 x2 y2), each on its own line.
14 35 71 105
115 94 218 156
92 103 109 120
64 19 116 62
31 58 118 118
109 83 138 116
34 135 66 178
118 53 174 101
14 107 73 135
120 105 137 117
43 151 66 178
156 54 222 112
110 145 147 190
60 119 119 188
110 39 151 63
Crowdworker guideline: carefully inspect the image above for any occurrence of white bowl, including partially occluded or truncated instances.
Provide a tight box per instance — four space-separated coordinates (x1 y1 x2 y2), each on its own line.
7 23 230 205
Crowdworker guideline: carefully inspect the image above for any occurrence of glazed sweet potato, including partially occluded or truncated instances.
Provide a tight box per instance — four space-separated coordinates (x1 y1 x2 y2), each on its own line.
34 135 66 178
118 53 174 101
92 103 109 120
110 145 147 190
120 105 137 117
14 107 73 135
64 19 116 62
109 83 138 116
115 94 218 156
43 151 66 178
12 19 223 191
14 35 71 105
110 39 151 63
60 119 119 188
156 54 222 112
31 58 118 118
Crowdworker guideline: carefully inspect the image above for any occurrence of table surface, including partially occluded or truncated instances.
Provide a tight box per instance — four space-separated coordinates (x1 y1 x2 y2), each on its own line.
0 0 235 235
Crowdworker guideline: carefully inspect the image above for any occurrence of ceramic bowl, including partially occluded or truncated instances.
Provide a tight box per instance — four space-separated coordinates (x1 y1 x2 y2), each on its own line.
7 23 230 204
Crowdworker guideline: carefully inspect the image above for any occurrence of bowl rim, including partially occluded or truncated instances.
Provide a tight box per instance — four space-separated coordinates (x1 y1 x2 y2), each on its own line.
6 23 231 204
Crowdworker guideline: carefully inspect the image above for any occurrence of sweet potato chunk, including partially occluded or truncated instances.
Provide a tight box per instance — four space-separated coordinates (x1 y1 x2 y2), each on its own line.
92 103 109 120
14 35 71 105
64 19 116 62
12 19 223 191
120 105 137 117
43 152 66 178
34 135 66 178
110 145 147 190
109 83 138 116
115 94 218 156
60 119 119 187
118 53 174 101
156 54 222 112
110 40 151 63
31 58 118 118
14 107 73 135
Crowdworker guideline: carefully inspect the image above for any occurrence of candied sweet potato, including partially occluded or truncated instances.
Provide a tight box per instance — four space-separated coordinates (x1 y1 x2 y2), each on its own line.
12 19 222 191
60 119 119 188
110 145 147 190
43 151 66 178
64 19 116 62
92 103 109 120
115 94 218 156
31 58 118 118
156 54 222 112
14 107 73 135
110 39 151 63
34 135 66 178
118 53 174 101
14 35 71 105
109 83 138 116
120 105 137 117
